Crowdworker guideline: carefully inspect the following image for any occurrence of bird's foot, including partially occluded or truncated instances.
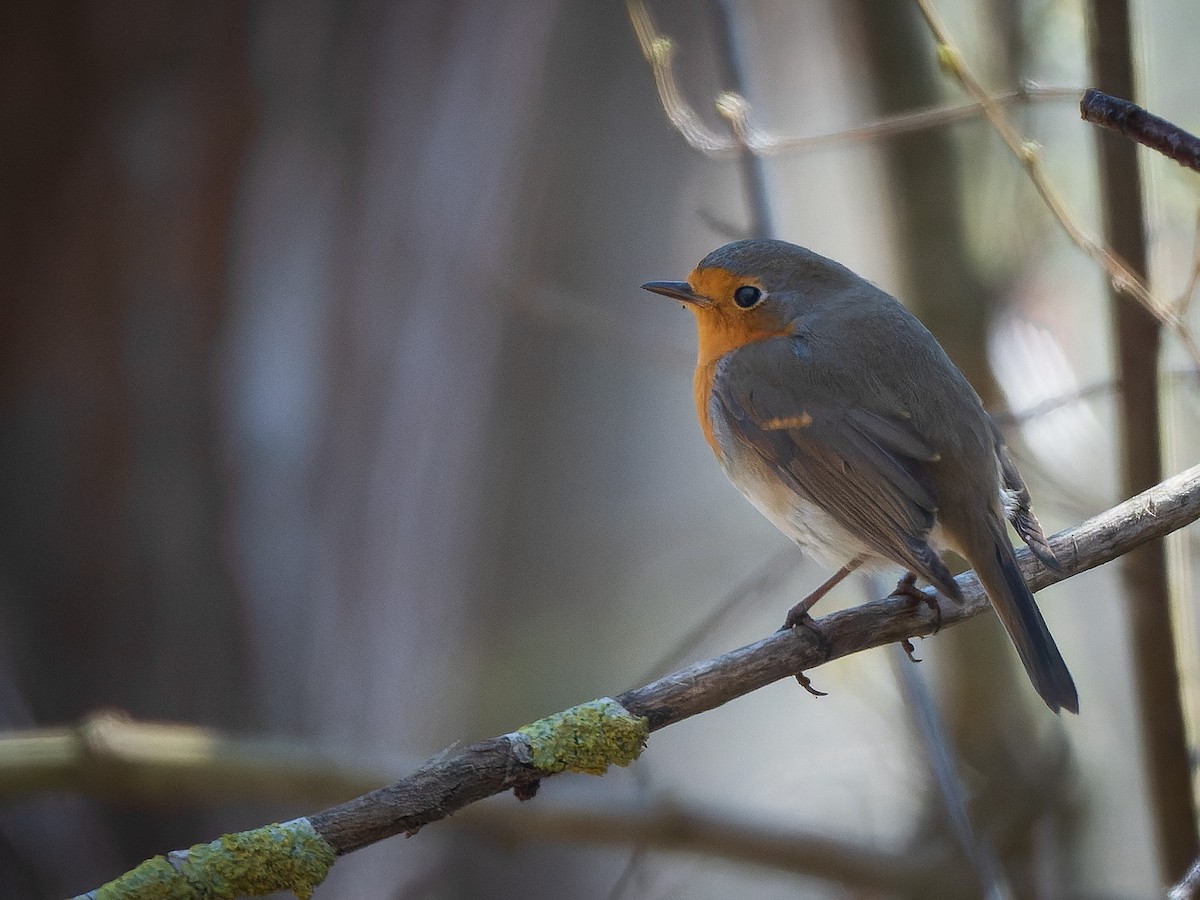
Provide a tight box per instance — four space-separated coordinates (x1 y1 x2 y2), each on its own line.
778 563 861 697
891 572 942 634
900 637 921 663
781 607 833 661
783 607 832 696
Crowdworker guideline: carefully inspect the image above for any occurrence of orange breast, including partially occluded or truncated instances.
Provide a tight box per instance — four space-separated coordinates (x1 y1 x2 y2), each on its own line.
682 265 794 463
693 359 722 458
688 309 790 462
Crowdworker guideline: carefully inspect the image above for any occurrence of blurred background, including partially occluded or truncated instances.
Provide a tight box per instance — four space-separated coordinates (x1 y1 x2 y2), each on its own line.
2 0 1199 897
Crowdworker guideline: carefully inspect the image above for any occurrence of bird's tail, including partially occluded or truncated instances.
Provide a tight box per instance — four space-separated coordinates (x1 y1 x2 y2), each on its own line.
974 522 1078 714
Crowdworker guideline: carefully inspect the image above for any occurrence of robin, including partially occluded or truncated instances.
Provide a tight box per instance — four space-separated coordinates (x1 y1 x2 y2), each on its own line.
643 238 1078 714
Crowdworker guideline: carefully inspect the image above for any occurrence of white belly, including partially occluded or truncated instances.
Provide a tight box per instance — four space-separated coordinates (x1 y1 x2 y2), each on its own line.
718 440 877 569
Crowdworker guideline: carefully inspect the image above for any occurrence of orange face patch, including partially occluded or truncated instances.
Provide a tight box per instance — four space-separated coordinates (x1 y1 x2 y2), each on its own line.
687 266 765 307
683 267 785 369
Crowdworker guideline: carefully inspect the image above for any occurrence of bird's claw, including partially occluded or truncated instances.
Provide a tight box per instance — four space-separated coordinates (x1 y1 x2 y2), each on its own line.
795 671 827 697
783 609 832 696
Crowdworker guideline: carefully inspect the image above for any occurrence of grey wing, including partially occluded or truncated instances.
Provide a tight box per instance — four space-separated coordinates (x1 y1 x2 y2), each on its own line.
714 338 961 599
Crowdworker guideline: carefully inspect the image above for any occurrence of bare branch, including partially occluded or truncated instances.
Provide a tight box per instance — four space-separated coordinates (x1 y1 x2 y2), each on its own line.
708 0 777 237
1177 209 1200 318
988 380 1117 429
617 465 1200 729
5 714 966 890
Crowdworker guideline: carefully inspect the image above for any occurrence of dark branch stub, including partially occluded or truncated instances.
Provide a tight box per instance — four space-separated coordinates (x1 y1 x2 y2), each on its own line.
1080 88 1200 173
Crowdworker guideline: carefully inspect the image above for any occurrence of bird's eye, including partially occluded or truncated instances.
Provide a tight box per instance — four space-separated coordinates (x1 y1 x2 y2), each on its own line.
733 285 762 308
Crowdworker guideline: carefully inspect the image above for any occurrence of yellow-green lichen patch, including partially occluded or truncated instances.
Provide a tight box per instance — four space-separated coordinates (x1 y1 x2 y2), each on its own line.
92 818 335 900
92 856 190 900
517 698 649 775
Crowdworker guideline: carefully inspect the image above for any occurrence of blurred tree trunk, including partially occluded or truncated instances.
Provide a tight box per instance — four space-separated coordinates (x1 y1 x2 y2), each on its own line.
1086 0 1199 882
0 0 254 727
0 1 254 895
0 0 561 896
223 1 558 895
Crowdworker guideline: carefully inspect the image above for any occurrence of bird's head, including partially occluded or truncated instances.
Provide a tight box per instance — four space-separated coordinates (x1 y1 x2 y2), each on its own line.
642 239 846 366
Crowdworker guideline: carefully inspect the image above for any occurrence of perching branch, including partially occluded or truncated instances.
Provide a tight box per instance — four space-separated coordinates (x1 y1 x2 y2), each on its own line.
616 463 1200 729
1080 88 1200 174
0 716 977 895
9 715 969 893
75 463 1200 899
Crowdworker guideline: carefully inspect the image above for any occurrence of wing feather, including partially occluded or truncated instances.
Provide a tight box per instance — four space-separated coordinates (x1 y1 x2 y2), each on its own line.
714 337 959 597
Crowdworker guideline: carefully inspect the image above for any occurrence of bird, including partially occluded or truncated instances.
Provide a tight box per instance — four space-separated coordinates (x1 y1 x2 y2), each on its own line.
642 238 1078 714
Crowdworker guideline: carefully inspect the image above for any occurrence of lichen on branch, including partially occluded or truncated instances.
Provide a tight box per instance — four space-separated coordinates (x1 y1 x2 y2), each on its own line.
516 697 649 775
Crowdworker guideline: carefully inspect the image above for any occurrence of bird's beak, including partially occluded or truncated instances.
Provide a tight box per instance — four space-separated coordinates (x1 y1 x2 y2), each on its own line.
641 280 711 308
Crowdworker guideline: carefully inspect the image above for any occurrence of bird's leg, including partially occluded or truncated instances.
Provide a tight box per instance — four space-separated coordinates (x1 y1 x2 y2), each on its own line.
781 561 862 697
781 560 860 632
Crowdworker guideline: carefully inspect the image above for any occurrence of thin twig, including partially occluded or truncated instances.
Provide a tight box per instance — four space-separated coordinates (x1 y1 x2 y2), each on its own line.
1080 88 1200 174
1177 209 1200 318
988 380 1117 429
628 0 723 151
626 0 1080 157
914 0 1200 367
